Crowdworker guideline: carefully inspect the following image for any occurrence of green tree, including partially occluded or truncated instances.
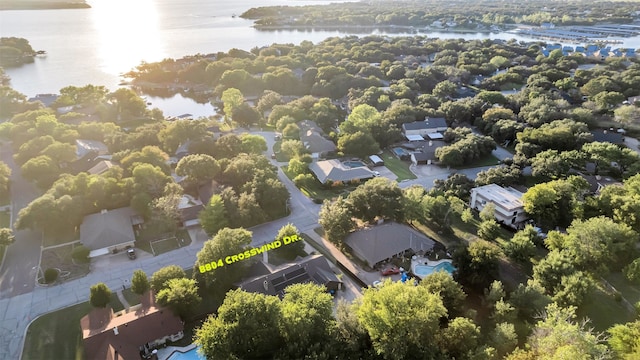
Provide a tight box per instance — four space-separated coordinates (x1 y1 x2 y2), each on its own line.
546 216 639 275
516 303 610 359
131 269 149 295
132 163 172 198
357 281 447 359
420 270 467 317
221 88 244 124
240 133 267 154
319 196 354 244
348 177 404 223
478 220 501 241
89 282 112 308
195 227 253 287
337 131 380 159
623 257 640 284
195 289 284 360
150 265 186 292
437 317 481 359
454 240 502 289
504 225 538 263
0 228 15 246
176 154 219 185
279 283 337 358
0 161 10 198
199 194 228 237
156 278 201 320
489 322 519 358
608 320 640 359
20 155 59 188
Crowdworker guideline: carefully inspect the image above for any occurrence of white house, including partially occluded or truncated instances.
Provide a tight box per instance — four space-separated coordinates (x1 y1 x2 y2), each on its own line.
470 184 528 229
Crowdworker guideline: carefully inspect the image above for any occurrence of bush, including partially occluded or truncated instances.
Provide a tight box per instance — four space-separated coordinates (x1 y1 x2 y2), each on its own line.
72 245 90 263
43 268 58 284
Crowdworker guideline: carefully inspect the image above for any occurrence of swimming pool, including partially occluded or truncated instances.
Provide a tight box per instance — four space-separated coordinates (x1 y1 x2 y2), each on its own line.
167 346 205 360
413 261 456 278
343 161 367 168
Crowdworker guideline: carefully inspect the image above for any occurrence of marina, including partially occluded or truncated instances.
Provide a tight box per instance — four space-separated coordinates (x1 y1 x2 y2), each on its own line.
511 23 640 45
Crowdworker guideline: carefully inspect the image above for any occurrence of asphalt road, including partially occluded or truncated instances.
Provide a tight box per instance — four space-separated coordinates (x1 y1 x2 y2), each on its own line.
0 143 43 299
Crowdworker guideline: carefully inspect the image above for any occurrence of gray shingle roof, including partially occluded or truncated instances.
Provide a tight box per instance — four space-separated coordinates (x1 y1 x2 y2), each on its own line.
80 207 138 251
309 159 374 184
345 222 435 267
402 117 447 131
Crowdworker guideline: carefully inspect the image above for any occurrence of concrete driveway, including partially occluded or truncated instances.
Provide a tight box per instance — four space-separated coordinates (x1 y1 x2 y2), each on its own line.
372 165 397 181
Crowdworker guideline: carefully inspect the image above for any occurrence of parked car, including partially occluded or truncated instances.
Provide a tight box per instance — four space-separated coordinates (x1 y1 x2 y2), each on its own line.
381 266 400 276
127 248 136 260
372 280 383 288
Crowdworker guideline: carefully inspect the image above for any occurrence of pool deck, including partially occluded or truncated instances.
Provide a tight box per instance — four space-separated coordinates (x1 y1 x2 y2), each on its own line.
410 256 454 280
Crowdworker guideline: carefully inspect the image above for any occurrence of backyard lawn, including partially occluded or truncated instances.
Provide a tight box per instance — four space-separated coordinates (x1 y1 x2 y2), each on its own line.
380 151 417 181
0 209 10 227
453 154 501 169
579 281 637 332
282 166 354 201
23 294 124 360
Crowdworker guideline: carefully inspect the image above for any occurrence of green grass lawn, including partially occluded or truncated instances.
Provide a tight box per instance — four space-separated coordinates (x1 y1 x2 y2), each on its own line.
0 210 9 227
453 154 501 169
606 272 640 307
0 191 9 207
22 295 124 360
579 282 637 332
122 288 142 307
380 151 416 181
23 302 92 360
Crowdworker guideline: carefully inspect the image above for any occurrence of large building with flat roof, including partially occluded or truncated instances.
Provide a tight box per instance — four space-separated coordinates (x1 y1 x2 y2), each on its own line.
470 184 528 229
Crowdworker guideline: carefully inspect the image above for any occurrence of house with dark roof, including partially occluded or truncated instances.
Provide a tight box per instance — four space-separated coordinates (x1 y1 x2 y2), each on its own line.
80 207 142 258
309 159 374 184
344 222 435 268
409 140 446 165
402 117 448 137
81 296 184 360
590 129 624 145
179 194 204 227
236 255 343 297
299 120 337 159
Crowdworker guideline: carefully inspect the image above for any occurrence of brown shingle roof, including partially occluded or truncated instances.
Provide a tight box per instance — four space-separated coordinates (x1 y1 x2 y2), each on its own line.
81 299 184 360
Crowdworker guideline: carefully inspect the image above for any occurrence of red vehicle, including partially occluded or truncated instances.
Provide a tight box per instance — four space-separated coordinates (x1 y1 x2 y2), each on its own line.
381 266 400 276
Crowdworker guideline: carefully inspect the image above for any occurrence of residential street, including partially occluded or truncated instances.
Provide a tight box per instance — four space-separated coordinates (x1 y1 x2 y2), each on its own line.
0 131 515 359
0 143 44 299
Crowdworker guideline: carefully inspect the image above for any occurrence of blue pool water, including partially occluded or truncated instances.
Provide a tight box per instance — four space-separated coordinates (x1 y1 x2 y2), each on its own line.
343 161 366 168
414 261 456 278
167 346 205 360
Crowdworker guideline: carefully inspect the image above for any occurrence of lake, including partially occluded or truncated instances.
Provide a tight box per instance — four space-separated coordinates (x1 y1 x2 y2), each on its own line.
2 0 640 117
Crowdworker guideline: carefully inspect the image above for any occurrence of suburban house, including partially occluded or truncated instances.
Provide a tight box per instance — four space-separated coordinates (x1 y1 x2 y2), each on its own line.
299 120 337 160
344 222 435 268
179 194 204 228
236 254 343 298
76 139 109 159
81 297 184 360
87 160 114 176
409 140 446 165
80 207 143 258
470 184 528 229
402 117 448 139
309 159 375 184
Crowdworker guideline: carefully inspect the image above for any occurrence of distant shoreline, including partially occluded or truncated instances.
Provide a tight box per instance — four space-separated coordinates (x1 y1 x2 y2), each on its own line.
0 1 90 10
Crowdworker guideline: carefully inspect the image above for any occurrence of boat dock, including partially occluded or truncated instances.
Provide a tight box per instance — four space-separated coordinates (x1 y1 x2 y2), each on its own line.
513 24 639 44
